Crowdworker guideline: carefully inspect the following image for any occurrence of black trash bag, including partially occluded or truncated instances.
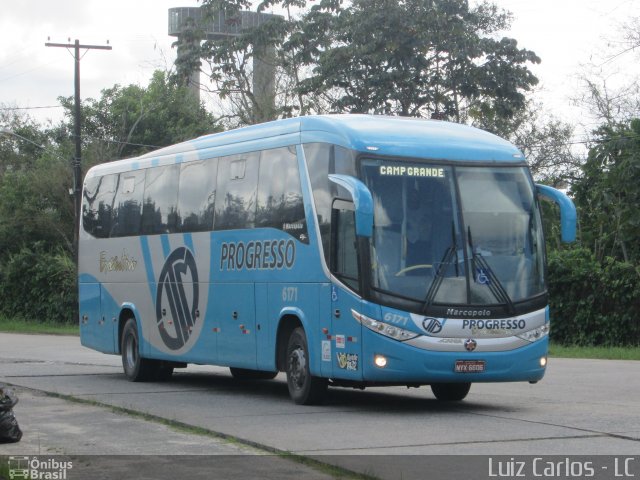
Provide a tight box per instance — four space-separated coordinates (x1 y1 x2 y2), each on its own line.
0 385 22 443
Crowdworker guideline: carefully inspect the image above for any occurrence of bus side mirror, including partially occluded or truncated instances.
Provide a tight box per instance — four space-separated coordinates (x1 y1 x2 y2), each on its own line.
536 184 577 243
328 174 374 238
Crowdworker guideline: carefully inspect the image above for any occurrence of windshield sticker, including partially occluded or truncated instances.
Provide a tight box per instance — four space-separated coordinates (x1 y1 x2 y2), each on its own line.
379 165 445 178
475 268 491 285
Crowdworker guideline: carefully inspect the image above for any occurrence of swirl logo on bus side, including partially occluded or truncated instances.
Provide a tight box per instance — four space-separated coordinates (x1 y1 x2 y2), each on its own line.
156 247 199 351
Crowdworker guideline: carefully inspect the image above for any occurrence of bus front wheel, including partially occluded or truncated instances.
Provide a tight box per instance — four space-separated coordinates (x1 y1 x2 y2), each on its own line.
430 382 471 401
121 318 157 382
285 327 327 405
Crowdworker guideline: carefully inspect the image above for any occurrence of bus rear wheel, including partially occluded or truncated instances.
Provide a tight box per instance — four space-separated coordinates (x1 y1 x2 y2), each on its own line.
121 318 157 382
430 382 471 401
285 327 327 405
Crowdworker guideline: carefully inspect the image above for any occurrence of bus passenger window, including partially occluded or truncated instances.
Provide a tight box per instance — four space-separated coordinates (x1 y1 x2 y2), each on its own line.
214 152 259 231
111 170 145 237
257 147 308 242
177 159 218 232
82 174 118 238
142 164 179 235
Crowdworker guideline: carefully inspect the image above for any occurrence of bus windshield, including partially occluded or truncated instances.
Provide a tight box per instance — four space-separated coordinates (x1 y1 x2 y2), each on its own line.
361 160 545 307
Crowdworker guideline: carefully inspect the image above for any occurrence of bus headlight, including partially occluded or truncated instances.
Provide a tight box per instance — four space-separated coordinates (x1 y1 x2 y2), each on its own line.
374 354 388 368
351 309 420 341
517 324 550 343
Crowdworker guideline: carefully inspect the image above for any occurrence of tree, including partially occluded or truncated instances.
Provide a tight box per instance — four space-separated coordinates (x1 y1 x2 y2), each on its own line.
292 0 539 122
0 109 54 175
0 149 75 256
59 70 220 161
572 119 640 264
191 0 539 127
186 0 311 126
484 101 581 185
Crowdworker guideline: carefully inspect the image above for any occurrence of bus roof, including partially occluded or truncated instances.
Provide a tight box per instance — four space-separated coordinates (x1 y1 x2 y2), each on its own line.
87 115 525 177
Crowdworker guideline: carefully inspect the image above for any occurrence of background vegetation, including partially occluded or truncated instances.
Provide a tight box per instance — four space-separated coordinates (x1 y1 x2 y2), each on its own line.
0 0 638 347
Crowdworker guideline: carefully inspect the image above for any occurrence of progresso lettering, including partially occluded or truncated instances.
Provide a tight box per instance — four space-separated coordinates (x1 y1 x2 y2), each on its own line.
462 319 526 330
220 239 296 271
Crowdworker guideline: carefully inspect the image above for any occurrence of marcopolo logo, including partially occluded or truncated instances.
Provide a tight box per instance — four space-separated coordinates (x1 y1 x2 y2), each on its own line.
156 247 199 351
422 317 445 334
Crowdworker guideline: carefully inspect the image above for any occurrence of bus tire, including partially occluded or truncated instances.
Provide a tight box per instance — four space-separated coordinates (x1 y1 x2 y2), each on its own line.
229 367 278 380
121 318 156 382
285 327 327 405
430 382 471 401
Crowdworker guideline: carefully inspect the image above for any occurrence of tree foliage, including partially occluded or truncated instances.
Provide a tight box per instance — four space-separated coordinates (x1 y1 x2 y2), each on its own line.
292 0 539 122
572 119 640 264
547 247 640 346
192 0 540 127
59 70 220 161
0 71 220 323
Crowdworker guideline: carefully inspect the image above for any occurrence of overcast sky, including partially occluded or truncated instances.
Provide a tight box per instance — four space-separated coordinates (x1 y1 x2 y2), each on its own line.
1 0 638 135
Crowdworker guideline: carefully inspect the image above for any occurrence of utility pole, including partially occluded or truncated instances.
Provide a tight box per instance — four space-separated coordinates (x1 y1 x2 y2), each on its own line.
45 39 112 255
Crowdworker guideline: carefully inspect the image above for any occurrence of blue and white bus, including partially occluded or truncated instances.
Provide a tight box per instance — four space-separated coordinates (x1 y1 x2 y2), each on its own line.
79 115 576 404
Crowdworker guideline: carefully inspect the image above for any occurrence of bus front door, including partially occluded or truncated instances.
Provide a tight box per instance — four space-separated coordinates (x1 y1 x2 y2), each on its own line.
330 286 363 381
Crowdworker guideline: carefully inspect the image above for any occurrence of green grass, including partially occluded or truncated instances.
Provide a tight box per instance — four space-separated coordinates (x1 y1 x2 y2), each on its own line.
0 316 78 336
0 459 9 480
549 344 640 360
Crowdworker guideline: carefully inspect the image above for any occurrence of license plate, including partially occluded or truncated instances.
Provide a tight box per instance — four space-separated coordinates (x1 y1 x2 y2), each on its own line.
454 360 485 373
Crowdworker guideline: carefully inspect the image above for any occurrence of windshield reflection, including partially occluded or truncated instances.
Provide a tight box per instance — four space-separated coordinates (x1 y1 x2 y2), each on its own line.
361 160 545 307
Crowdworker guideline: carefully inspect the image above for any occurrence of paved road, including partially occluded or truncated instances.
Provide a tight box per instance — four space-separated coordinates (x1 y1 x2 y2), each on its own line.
1 333 638 479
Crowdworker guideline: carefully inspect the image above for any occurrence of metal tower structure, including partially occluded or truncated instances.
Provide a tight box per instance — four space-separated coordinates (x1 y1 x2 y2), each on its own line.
168 7 281 123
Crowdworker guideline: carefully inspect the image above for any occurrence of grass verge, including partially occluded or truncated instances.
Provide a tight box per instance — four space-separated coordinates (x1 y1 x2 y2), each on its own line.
549 344 640 360
0 316 78 336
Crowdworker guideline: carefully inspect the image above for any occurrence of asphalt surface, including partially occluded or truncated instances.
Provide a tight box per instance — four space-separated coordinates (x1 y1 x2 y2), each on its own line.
0 332 638 480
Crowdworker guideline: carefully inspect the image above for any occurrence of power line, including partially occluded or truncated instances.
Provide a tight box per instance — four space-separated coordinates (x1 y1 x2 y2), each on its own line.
0 105 63 111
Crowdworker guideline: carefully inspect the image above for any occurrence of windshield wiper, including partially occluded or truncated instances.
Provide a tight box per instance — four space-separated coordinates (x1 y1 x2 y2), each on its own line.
422 222 458 313
467 227 515 314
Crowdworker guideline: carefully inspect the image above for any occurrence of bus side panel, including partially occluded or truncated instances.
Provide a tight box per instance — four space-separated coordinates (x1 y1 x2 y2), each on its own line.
78 278 116 354
213 283 257 369
255 283 276 371
79 281 102 351
100 283 119 354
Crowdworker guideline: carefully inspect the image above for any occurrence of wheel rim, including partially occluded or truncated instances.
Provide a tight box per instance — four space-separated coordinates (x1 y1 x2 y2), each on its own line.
288 347 307 390
124 333 138 370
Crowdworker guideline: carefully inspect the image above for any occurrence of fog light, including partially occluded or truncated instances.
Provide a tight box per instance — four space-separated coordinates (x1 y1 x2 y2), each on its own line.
540 356 547 368
374 354 388 368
